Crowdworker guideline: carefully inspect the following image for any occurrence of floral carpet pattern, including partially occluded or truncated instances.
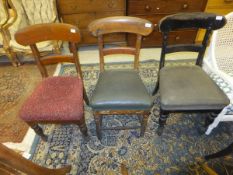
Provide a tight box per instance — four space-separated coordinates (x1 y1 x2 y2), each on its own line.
0 65 42 142
30 60 233 175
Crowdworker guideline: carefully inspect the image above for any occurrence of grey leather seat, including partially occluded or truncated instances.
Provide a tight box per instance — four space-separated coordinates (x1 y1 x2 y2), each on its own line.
90 70 153 111
160 66 229 111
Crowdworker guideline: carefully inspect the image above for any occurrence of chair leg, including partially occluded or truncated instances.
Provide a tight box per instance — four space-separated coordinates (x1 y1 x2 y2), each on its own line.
205 112 218 128
78 118 88 137
94 113 101 140
83 88 89 106
157 110 168 136
152 80 159 95
140 113 149 137
28 123 48 141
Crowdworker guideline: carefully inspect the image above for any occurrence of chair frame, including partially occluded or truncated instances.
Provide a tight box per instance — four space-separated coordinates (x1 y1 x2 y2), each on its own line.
152 12 228 135
15 23 89 141
88 16 153 139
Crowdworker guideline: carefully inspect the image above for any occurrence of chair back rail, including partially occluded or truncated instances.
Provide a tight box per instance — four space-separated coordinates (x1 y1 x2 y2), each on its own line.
15 23 83 78
159 12 226 32
88 16 153 71
15 23 80 45
88 16 153 36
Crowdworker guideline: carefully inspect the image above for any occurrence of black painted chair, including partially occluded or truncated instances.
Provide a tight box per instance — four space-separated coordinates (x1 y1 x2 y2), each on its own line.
153 12 230 135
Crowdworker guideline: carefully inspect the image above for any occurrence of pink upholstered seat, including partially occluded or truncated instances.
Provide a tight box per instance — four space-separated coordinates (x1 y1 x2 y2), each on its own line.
19 76 84 122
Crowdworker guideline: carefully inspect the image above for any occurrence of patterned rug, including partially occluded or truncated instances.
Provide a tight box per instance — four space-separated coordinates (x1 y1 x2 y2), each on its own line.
30 60 233 175
0 64 40 142
0 63 57 143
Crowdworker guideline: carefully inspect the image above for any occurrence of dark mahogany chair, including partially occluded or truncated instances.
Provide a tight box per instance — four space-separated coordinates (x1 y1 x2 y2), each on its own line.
88 16 154 140
15 23 89 141
153 12 230 135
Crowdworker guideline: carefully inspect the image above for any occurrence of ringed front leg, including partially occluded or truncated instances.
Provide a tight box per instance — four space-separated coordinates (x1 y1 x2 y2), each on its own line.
140 113 149 137
94 113 102 140
28 123 48 141
157 110 168 136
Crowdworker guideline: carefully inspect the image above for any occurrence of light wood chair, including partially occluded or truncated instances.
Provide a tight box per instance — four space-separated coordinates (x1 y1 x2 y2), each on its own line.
15 23 89 141
88 16 154 140
0 143 71 175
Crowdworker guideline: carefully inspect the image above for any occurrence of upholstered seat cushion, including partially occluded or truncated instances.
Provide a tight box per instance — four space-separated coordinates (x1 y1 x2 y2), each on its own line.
90 70 153 111
160 66 230 111
19 76 84 122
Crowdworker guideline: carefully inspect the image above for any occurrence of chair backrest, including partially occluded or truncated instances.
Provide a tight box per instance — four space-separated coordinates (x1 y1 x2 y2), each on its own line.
0 0 8 27
88 16 153 72
158 12 227 70
15 23 83 79
208 12 233 77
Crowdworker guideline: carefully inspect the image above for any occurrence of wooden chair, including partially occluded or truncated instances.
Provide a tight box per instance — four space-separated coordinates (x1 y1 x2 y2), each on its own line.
153 12 230 136
0 143 71 175
15 23 89 141
88 16 154 140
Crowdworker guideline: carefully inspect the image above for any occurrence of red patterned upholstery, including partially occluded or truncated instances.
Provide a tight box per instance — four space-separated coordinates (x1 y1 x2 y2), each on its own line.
19 76 84 122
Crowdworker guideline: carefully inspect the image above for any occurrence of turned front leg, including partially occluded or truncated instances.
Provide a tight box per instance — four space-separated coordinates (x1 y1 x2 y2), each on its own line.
157 110 168 136
28 123 48 141
94 113 102 140
78 117 88 137
140 113 149 137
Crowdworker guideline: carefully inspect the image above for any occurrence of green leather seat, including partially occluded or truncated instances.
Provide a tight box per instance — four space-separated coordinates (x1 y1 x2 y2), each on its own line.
160 66 230 111
90 70 153 111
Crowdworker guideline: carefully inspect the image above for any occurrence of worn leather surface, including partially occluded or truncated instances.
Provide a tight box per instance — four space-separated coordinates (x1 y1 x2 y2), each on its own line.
90 70 153 111
159 12 227 32
160 66 230 111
